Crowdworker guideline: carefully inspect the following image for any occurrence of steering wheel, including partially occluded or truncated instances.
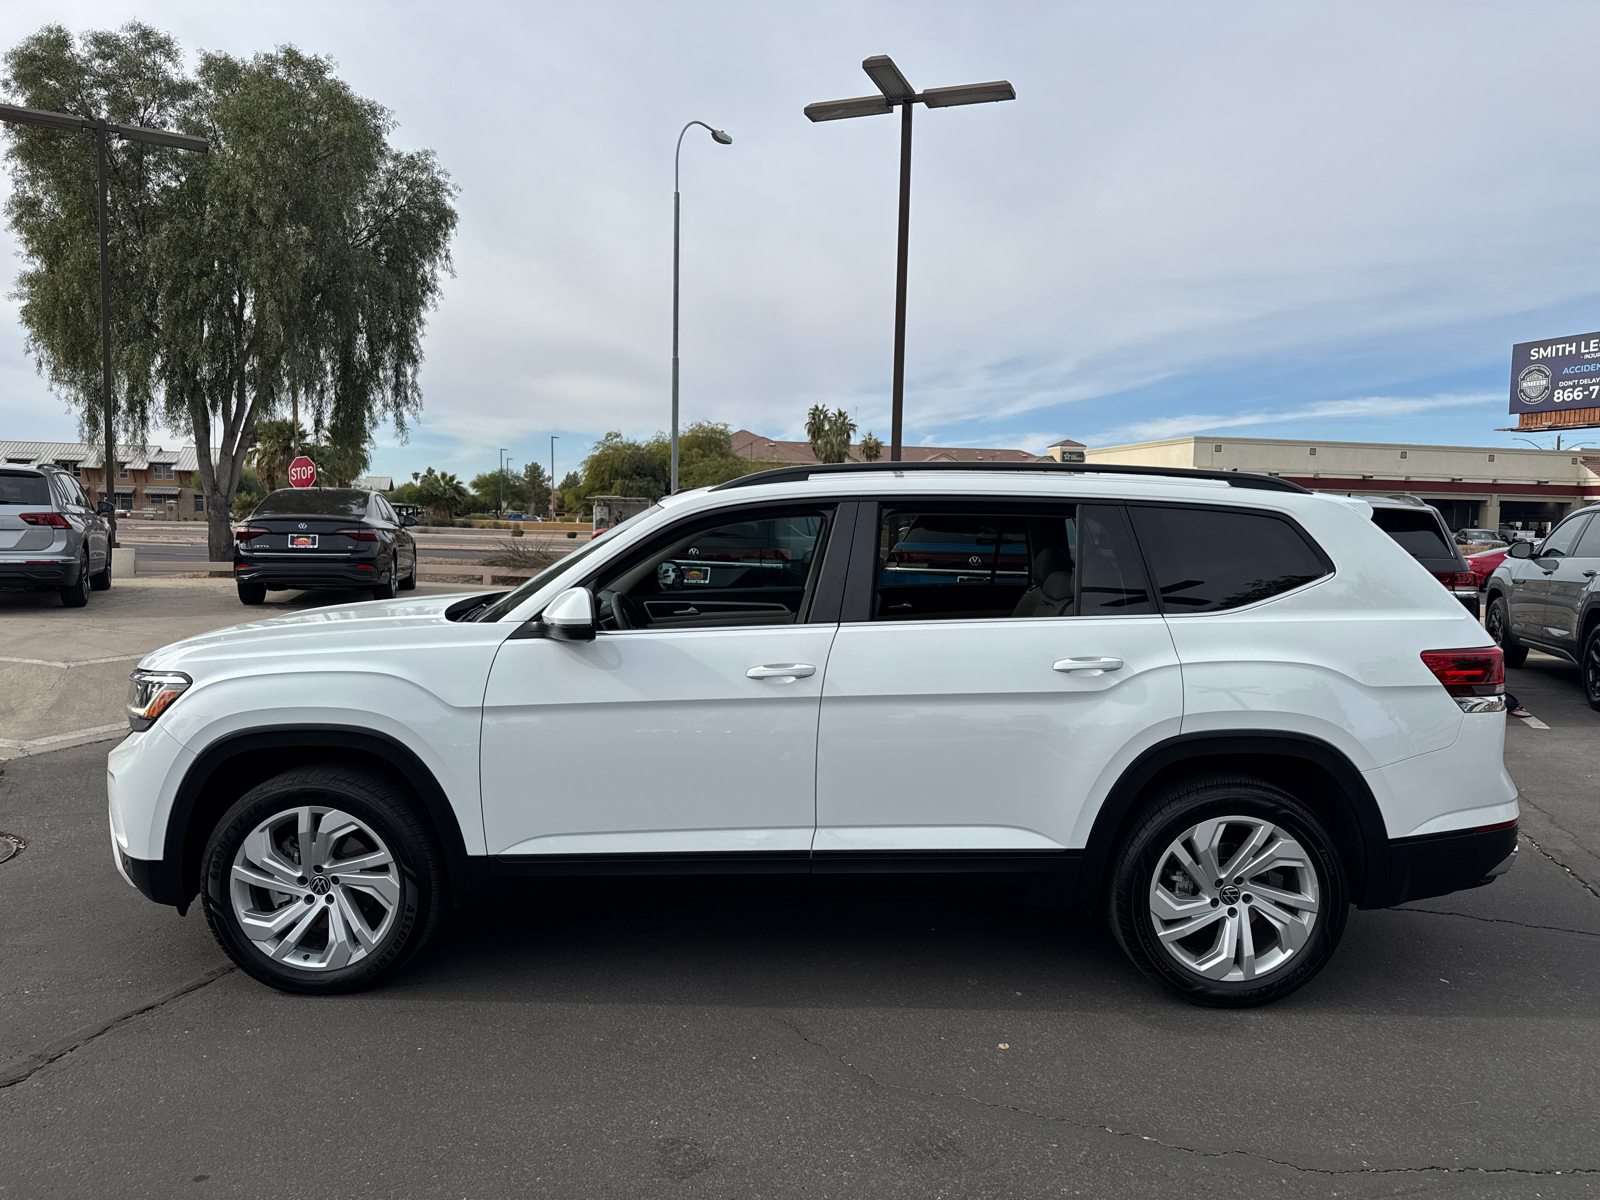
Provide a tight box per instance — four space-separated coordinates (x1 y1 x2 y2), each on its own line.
597 588 650 630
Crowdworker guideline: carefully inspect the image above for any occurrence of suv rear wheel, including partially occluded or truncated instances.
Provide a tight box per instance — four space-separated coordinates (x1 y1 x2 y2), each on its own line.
1486 594 1528 667
1582 623 1600 713
200 766 445 994
1109 777 1348 1007
59 552 90 608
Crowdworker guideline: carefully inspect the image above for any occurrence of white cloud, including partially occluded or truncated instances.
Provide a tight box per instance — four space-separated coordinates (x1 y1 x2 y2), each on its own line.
1089 393 1502 447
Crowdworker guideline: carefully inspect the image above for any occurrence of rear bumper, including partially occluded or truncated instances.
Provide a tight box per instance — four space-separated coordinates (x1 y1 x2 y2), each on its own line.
0 556 78 589
1379 821 1518 907
233 558 381 589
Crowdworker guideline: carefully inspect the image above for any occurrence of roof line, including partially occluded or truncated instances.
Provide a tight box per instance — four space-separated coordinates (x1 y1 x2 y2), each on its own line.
708 461 1310 494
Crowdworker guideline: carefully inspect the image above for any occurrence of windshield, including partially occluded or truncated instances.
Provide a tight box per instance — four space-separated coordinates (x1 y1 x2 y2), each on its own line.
1370 508 1453 558
253 488 369 518
474 503 663 622
0 471 51 505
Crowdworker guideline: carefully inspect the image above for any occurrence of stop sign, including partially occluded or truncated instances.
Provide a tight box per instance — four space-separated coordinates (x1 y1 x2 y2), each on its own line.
288 456 317 488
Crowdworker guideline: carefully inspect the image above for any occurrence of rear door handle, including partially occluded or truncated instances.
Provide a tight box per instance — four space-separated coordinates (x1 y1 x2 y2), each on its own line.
1053 656 1124 674
747 663 816 680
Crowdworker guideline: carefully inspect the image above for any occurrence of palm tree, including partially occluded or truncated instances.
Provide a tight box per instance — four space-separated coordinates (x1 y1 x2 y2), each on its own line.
248 419 306 493
416 467 470 522
859 431 883 462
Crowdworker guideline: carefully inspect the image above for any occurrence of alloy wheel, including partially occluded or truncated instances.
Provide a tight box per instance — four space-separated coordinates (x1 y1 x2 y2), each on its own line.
1586 634 1600 703
1147 815 1320 982
229 805 402 971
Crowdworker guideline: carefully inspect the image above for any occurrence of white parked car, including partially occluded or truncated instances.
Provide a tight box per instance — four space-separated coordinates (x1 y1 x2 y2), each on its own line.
109 463 1517 1006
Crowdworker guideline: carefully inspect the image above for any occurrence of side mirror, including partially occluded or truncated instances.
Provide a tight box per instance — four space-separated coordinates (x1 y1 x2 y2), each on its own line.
542 586 596 642
401 515 417 527
96 500 115 516
1509 541 1533 559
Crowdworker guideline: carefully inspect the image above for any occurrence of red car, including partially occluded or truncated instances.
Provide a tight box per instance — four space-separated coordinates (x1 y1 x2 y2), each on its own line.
1465 545 1509 590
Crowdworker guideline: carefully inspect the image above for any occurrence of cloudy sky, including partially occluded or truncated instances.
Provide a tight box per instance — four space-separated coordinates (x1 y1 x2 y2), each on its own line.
3 1 1599 482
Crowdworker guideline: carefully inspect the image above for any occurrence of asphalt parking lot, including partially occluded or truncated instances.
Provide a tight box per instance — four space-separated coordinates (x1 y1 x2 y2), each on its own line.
0 633 1596 1196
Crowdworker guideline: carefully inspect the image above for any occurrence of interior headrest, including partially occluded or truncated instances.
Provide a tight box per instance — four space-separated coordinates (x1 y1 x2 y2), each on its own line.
1033 546 1072 584
1041 570 1074 602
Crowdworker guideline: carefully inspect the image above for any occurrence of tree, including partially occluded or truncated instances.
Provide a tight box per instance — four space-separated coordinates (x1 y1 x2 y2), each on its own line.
560 423 782 517
521 461 551 516
302 435 369 488
470 467 529 514
805 404 856 463
414 466 467 522
859 431 883 462
2 25 458 562
246 417 303 493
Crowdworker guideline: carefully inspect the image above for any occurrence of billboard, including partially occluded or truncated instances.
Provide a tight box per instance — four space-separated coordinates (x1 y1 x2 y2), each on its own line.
1509 331 1600 414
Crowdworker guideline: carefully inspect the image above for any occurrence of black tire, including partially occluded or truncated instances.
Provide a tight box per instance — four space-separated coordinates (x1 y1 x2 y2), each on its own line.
89 551 112 591
59 553 90 607
237 581 267 605
1108 776 1348 1008
398 551 417 591
200 765 445 994
1486 594 1527 667
371 553 398 600
1582 624 1600 713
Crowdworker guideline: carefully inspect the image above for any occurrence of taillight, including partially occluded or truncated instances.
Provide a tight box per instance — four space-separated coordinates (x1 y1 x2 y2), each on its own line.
1432 570 1477 593
234 526 268 542
335 527 380 542
1421 647 1505 713
19 512 70 529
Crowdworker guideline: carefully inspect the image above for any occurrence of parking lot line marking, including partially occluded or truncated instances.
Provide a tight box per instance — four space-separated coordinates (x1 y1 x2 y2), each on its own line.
0 654 143 669
0 723 127 760
1521 716 1551 730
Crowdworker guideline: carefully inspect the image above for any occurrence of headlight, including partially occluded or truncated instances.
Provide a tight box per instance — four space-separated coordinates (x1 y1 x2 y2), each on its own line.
126 669 191 731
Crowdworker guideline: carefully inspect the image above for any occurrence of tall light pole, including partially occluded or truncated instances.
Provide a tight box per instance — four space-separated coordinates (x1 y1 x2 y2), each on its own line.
806 57 1013 461
498 447 508 516
549 435 558 519
0 102 209 548
672 120 733 494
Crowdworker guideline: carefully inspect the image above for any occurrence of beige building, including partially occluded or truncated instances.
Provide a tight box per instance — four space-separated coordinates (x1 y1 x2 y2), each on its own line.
1086 436 1600 533
1 440 210 519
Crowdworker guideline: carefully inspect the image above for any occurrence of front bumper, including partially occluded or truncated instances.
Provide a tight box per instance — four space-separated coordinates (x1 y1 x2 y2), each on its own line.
233 557 381 589
0 556 78 589
1380 820 1518 906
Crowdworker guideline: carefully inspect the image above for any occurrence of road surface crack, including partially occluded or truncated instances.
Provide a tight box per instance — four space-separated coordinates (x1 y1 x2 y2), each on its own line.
774 1018 1597 1177
0 964 235 1089
1522 833 1600 901
1394 906 1600 938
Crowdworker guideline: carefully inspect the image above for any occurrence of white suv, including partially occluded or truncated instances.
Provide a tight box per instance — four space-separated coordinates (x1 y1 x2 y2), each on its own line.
108 463 1518 1007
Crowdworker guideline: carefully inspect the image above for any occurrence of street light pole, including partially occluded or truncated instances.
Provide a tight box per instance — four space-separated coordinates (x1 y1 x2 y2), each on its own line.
672 121 733 494
0 102 208 548
498 447 508 516
550 435 558 519
806 58 1013 461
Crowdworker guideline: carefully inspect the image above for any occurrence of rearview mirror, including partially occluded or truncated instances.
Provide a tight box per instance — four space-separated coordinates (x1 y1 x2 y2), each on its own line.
542 586 596 642
96 500 115 516
1509 540 1533 559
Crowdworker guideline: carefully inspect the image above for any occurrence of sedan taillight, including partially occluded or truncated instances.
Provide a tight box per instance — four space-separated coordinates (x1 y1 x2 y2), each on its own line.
1432 570 1478 594
1421 647 1505 713
234 526 268 542
19 512 70 528
335 527 380 542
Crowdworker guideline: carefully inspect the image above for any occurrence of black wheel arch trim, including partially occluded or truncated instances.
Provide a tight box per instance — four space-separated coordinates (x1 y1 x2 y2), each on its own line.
154 725 487 913
1073 730 1392 912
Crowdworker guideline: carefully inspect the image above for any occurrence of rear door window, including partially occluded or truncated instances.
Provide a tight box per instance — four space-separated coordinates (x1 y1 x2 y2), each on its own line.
873 504 1153 621
1571 514 1600 558
0 471 51 506
1128 505 1330 614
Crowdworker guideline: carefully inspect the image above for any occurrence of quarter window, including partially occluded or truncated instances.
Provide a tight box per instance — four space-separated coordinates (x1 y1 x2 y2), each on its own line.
592 508 832 630
1128 505 1330 614
1571 514 1600 559
872 504 1153 621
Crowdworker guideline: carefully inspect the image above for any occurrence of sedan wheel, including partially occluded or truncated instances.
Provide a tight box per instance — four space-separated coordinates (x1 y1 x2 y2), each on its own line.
372 553 398 600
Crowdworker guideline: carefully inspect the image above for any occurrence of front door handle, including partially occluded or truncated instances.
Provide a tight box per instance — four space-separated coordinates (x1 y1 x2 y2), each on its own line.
1053 656 1124 675
747 663 816 680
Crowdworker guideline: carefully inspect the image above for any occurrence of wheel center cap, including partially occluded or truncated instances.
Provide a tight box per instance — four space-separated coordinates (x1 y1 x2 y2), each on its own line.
1219 884 1241 905
309 875 331 895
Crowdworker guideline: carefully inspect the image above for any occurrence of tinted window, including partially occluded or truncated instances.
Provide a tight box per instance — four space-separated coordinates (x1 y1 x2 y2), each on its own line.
0 471 51 506
595 508 830 629
873 504 1152 621
253 488 369 518
1571 514 1600 558
1369 507 1453 558
1538 515 1590 559
1129 505 1329 614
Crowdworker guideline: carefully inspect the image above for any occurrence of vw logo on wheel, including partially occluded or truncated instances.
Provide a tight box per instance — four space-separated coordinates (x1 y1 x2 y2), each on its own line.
309 875 332 895
1218 883 1241 905
1518 364 1552 405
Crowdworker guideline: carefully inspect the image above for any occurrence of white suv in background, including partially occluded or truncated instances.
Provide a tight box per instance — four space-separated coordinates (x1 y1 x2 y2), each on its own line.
108 463 1517 1007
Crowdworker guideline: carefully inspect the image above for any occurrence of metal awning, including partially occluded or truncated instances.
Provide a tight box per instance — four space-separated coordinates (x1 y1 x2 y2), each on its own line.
143 487 180 496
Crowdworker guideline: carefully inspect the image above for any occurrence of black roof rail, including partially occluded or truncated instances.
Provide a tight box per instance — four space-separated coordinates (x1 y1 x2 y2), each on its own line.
709 460 1311 494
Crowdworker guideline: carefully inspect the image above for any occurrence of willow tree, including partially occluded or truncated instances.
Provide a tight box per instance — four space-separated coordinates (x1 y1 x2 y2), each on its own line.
3 24 457 560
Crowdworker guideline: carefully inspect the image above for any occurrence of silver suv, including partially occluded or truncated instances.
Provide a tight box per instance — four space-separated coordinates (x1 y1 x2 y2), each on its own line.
0 465 114 607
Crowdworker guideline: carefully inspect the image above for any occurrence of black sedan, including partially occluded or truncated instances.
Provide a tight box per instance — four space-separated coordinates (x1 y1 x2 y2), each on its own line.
233 488 418 605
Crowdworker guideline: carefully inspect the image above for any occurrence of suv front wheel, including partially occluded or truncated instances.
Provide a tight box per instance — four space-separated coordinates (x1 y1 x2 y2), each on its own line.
1109 777 1348 1007
200 766 445 993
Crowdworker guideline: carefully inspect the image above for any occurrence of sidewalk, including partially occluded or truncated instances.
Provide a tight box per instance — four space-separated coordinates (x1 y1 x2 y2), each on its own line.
0 576 471 756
